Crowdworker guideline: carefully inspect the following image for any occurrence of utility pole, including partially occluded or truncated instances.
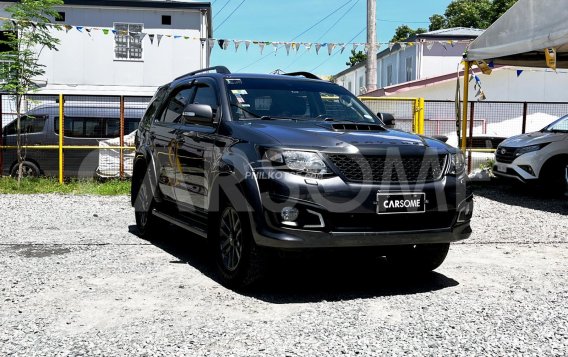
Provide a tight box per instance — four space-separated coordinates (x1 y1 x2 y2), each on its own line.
365 0 378 93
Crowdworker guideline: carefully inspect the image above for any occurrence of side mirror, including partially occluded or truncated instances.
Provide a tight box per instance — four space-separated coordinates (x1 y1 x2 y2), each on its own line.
378 112 396 128
182 104 214 124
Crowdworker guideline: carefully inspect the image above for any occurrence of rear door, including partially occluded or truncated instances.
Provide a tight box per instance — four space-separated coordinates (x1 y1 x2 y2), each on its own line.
153 86 195 201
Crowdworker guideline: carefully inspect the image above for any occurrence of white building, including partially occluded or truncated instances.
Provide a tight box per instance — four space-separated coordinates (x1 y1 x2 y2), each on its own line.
334 28 483 96
0 0 212 96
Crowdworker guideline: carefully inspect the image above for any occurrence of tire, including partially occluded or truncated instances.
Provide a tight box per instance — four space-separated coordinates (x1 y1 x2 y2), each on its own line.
212 202 264 289
10 161 40 178
132 164 162 239
386 243 450 274
539 157 568 195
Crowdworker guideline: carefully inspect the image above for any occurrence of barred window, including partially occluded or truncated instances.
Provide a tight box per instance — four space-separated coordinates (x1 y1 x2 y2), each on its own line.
114 23 143 60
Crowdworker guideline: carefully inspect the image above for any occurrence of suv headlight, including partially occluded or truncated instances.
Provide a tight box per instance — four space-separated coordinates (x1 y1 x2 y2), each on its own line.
448 152 465 175
515 144 548 158
264 149 332 175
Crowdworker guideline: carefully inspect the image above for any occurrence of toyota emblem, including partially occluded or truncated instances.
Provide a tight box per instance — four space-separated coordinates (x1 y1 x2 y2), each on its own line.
500 148 507 155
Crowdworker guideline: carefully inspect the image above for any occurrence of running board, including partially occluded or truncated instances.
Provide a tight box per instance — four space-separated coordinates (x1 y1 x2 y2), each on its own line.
152 210 208 238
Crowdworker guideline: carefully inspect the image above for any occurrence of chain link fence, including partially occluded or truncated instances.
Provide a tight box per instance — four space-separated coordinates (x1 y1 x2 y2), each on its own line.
1 94 151 181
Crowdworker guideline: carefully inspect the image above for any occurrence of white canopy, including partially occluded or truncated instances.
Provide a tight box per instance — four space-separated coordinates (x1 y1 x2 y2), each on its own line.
465 0 568 68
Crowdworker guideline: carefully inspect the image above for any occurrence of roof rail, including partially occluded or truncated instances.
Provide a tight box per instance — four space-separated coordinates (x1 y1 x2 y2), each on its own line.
283 71 321 80
175 66 231 80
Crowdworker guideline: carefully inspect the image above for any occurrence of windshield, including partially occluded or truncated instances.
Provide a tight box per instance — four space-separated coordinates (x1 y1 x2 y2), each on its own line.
225 77 380 123
543 114 568 133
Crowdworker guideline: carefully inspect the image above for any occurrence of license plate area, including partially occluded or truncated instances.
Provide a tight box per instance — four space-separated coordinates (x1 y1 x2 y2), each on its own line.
496 164 507 172
377 192 426 214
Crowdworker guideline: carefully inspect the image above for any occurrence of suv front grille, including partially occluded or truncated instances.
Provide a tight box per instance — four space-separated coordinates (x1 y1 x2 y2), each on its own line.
326 154 447 183
495 147 516 163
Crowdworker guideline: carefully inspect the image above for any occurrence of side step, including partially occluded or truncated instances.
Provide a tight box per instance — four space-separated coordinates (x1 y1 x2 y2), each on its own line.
152 209 208 238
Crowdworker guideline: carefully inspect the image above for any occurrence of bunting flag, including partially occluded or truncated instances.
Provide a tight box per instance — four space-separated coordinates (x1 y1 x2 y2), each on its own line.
245 40 251 51
148 34 155 45
327 43 335 56
426 42 434 51
339 43 346 54
400 42 407 50
234 40 242 52
64 24 72 33
352 43 359 52
272 41 279 55
388 43 394 51
304 42 312 52
76 26 83 32
315 43 322 55
102 28 109 35
284 42 291 55
207 38 215 54
545 47 557 71
157 34 163 46
516 69 523 77
257 41 266 55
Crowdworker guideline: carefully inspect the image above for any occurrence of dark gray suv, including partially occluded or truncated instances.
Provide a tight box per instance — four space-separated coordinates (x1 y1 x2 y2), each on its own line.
131 67 473 288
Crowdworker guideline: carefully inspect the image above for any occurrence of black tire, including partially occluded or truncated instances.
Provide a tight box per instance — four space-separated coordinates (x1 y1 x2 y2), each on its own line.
386 243 450 274
212 202 264 289
539 157 568 195
132 165 162 239
10 161 40 178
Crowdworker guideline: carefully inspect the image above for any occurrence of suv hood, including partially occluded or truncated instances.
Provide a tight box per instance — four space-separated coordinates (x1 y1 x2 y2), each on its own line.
500 131 567 148
230 121 452 154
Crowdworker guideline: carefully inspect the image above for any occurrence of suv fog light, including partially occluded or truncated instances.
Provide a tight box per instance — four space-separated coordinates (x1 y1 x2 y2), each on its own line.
519 165 535 176
457 201 474 223
281 207 299 222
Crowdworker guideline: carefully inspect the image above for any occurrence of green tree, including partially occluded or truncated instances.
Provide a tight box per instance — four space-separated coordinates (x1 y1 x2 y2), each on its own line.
345 50 367 67
428 0 518 31
0 0 63 182
490 0 517 23
429 14 447 31
390 25 427 43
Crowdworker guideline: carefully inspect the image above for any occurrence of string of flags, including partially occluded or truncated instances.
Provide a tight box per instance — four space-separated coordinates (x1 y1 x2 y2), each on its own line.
0 16 473 56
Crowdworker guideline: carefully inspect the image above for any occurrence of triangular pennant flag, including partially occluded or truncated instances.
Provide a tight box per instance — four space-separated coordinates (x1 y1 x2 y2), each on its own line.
200 38 205 47
139 33 147 41
85 28 92 37
315 43 322 55
284 42 291 55
102 28 109 35
148 34 155 44
173 35 181 39
516 69 523 77
272 42 279 55
426 42 434 51
258 41 266 55
327 43 335 56
111 29 117 35
218 39 225 49
245 40 251 51
545 47 557 71
208 38 215 54
439 41 447 51
339 43 346 54
407 42 414 47
292 42 298 53
76 26 83 32
184 36 189 40
475 88 482 97
304 43 312 52
448 40 455 47
388 43 394 51
157 34 163 46
400 42 407 50
234 40 242 52
478 90 486 101
352 43 359 52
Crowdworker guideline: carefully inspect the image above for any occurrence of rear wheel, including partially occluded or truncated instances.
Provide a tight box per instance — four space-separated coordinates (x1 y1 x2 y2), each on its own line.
212 203 264 289
10 161 40 178
132 165 162 239
386 243 450 274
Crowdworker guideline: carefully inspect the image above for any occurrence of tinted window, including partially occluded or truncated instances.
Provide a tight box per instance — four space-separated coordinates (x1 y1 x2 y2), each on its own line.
54 117 137 138
3 116 47 135
141 85 168 129
161 87 194 123
192 84 218 112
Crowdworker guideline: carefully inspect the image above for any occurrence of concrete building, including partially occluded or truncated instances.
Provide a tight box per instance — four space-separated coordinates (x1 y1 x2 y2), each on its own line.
334 28 483 96
0 0 212 96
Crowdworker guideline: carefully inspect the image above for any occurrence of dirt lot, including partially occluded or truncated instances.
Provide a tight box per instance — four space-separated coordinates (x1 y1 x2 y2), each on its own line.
0 183 567 356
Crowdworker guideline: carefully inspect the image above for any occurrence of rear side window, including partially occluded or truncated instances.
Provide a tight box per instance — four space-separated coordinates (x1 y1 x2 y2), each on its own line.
141 85 169 129
3 116 47 135
54 117 133 138
160 87 194 123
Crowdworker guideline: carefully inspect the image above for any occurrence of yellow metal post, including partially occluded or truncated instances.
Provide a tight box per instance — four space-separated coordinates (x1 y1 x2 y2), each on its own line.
418 97 425 135
461 61 471 152
413 98 420 133
58 94 64 184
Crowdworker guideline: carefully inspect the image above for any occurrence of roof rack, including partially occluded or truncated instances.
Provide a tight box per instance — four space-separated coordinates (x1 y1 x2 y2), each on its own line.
175 66 231 80
283 71 321 80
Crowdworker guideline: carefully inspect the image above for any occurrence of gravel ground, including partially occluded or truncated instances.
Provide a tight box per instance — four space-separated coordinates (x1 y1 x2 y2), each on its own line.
0 183 567 356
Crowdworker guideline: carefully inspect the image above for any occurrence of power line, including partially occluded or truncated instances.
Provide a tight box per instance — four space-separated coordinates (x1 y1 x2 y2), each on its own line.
215 0 246 31
309 26 366 72
283 0 361 70
377 18 429 24
213 0 231 20
236 0 356 72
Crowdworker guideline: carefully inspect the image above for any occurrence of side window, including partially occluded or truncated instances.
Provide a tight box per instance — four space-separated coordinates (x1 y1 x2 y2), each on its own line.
161 87 194 123
191 83 218 115
4 116 47 135
141 86 168 128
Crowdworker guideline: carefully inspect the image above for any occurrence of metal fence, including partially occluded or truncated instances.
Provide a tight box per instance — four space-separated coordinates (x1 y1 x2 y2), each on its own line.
359 97 568 171
0 94 152 182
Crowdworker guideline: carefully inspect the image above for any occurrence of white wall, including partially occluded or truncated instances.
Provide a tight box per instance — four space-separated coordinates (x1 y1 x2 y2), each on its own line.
0 3 208 95
385 67 568 102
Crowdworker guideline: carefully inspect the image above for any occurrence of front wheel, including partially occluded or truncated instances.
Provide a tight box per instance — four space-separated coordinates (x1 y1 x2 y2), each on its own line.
10 161 40 178
132 165 162 239
386 243 450 274
212 203 264 289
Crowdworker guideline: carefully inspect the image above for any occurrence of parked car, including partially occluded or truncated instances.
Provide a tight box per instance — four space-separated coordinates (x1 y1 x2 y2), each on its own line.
131 67 473 288
1 103 145 177
494 114 568 191
447 135 506 170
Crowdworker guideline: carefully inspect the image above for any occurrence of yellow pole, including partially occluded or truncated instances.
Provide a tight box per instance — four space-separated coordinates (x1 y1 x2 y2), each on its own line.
418 97 425 135
461 61 471 152
58 94 64 184
413 98 419 133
